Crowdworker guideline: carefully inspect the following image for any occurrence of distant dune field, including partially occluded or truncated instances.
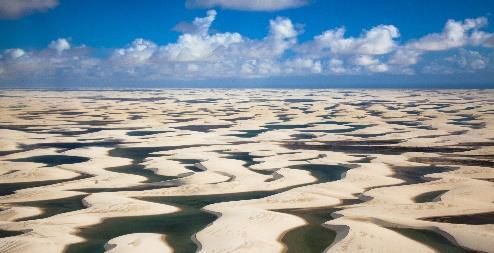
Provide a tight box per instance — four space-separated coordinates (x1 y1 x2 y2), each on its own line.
0 89 493 253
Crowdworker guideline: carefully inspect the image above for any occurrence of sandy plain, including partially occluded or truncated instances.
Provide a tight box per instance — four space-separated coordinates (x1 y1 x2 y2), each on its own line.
0 89 493 253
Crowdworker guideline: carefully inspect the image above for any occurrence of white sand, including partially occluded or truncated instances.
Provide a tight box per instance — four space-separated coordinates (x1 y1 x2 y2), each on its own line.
0 89 493 253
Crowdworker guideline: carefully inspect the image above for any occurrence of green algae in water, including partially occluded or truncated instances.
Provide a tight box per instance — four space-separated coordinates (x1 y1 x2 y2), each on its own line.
281 207 337 253
278 164 355 253
64 191 273 253
107 147 188 183
65 162 351 253
15 194 88 221
280 199 362 253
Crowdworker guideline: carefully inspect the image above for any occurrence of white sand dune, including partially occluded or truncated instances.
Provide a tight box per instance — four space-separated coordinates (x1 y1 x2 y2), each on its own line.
0 89 493 253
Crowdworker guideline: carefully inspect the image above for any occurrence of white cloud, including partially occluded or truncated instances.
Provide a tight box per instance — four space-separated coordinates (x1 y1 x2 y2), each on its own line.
352 55 390 73
185 0 309 11
0 40 99 81
470 58 487 70
3 48 26 59
49 38 71 53
111 38 157 65
367 63 389 73
408 17 491 51
447 49 489 70
174 9 217 35
155 10 245 62
0 0 58 19
284 58 322 74
388 49 421 65
252 16 298 57
470 31 493 47
354 55 379 66
1 12 493 83
422 49 491 74
328 58 346 74
309 25 399 56
104 11 300 78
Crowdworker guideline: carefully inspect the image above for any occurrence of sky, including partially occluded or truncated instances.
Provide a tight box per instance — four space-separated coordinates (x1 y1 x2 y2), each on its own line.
1 0 494 88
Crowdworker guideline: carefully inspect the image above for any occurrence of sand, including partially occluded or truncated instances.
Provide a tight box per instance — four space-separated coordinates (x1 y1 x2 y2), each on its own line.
0 89 493 253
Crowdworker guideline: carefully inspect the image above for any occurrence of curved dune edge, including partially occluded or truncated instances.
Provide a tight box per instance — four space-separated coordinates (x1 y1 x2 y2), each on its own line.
104 233 172 253
0 147 180 253
192 159 401 252
324 153 494 253
0 193 179 253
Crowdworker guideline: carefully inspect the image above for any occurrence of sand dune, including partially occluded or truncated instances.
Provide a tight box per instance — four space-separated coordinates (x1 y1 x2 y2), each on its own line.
0 89 493 253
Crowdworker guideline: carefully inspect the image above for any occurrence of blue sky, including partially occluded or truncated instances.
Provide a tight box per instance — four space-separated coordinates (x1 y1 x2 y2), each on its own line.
1 0 494 88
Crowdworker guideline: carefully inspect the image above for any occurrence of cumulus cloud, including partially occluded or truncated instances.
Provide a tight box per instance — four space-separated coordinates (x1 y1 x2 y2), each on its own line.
307 25 399 56
161 10 243 62
367 63 389 73
173 9 217 35
3 48 26 59
284 58 322 74
388 49 421 65
0 0 58 19
354 55 379 66
241 16 298 58
385 16 494 72
293 24 400 74
0 12 493 84
352 55 390 72
0 43 99 82
185 0 309 11
49 38 71 53
109 10 299 77
408 17 490 51
111 38 157 65
328 58 346 74
447 49 489 71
